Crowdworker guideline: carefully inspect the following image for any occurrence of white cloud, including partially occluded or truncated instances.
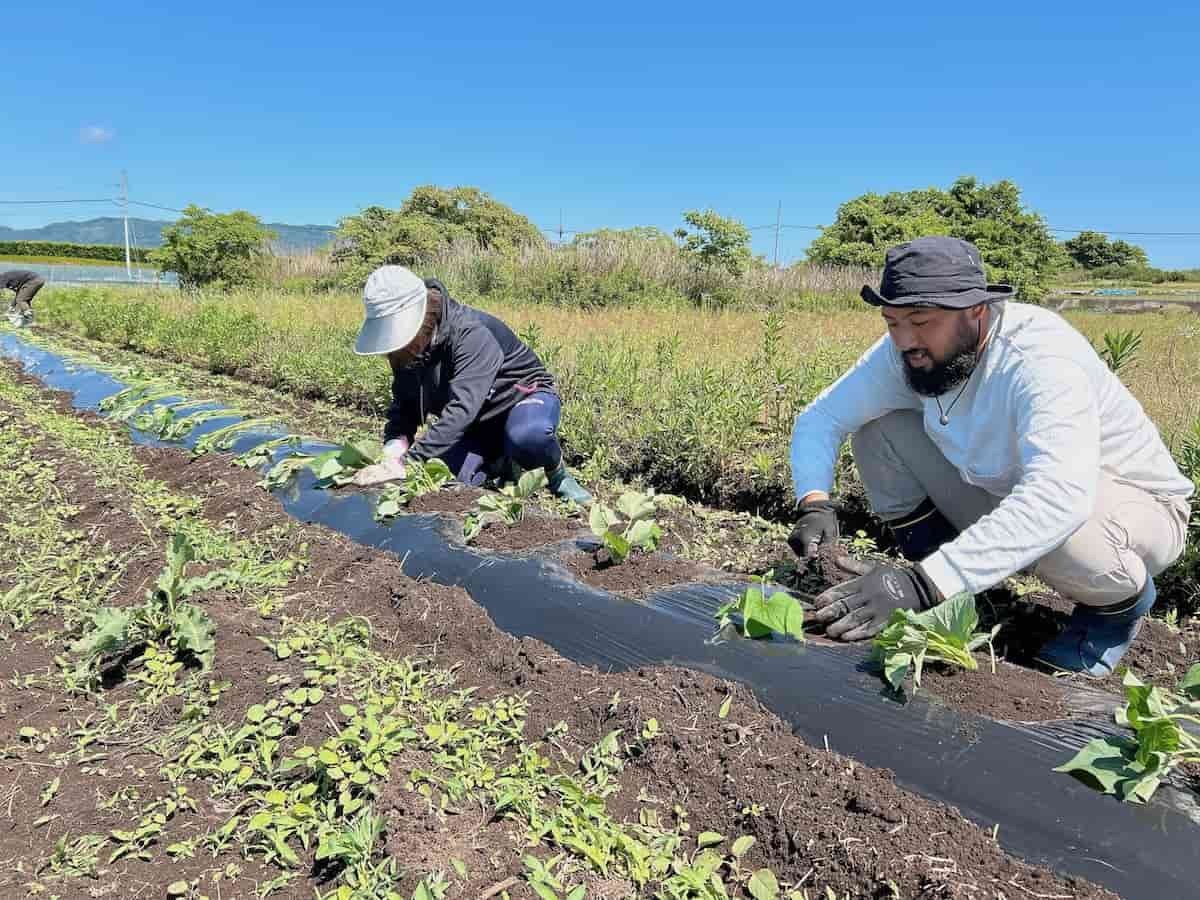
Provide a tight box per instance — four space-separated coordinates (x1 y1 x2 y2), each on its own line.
79 125 116 144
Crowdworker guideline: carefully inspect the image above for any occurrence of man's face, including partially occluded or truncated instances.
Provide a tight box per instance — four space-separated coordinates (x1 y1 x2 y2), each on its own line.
882 305 983 397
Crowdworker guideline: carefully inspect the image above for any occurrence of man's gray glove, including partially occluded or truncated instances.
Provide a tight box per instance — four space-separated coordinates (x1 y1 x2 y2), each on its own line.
809 562 942 641
788 498 839 560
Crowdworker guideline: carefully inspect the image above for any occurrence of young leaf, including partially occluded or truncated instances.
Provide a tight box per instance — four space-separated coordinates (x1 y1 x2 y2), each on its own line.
602 531 632 565
516 468 548 498
624 518 662 552
589 503 619 539
70 607 134 659
616 490 656 523
731 835 755 858
172 604 216 669
748 868 780 900
1178 663 1200 701
697 830 725 849
718 693 733 719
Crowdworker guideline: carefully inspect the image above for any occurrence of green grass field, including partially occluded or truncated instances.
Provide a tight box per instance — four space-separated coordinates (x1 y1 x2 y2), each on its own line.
0 254 138 268
24 281 1200 614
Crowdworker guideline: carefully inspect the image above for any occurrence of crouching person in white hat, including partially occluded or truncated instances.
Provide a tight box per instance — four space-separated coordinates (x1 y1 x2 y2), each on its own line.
350 265 592 504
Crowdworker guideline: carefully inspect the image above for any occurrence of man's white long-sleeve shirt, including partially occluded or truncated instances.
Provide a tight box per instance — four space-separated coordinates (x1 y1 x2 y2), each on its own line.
789 302 1194 599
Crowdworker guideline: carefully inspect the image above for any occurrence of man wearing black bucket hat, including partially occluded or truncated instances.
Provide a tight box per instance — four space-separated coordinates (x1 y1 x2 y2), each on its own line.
788 236 1193 676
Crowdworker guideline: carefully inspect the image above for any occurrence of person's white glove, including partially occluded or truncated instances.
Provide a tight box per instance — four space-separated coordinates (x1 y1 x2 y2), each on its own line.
351 438 409 487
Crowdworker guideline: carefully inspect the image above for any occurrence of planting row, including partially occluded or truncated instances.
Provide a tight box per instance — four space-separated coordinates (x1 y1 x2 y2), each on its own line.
0 359 1122 899
56 350 1200 809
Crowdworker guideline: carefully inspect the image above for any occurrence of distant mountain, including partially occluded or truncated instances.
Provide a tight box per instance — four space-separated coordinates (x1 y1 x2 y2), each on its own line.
0 217 336 253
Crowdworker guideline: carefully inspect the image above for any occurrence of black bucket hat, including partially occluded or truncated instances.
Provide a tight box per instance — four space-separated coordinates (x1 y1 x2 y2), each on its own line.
861 236 1014 309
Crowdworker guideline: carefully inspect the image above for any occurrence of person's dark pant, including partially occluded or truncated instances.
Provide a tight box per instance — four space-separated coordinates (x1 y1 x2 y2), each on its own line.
440 390 564 486
9 278 45 318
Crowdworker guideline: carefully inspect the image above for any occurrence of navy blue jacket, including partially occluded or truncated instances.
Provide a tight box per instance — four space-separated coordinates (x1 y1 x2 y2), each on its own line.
384 280 556 461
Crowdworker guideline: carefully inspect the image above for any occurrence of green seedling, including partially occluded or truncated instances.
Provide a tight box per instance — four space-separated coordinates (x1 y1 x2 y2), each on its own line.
233 435 301 469
374 459 455 520
1097 328 1143 375
264 440 382 490
871 592 998 692
99 384 180 423
463 468 548 541
1055 664 1200 803
588 490 662 564
71 533 222 678
35 832 106 881
133 403 230 442
196 418 289 457
714 571 805 642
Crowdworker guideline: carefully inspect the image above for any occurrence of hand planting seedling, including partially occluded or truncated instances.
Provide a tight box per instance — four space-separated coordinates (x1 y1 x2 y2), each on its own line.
588 490 662 565
714 571 805 643
374 459 455 520
263 440 383 490
463 468 548 541
1055 664 1200 803
71 533 226 680
871 593 998 692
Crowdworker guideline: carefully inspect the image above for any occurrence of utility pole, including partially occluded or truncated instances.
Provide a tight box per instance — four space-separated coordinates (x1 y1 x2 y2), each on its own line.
773 201 782 268
120 171 132 279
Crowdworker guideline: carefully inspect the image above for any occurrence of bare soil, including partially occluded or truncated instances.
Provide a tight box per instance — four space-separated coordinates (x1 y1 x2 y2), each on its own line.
920 658 1070 722
0 365 1118 899
562 548 732 599
472 512 583 553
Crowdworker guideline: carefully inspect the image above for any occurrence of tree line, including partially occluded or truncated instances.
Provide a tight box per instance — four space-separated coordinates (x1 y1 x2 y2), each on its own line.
148 179 1194 296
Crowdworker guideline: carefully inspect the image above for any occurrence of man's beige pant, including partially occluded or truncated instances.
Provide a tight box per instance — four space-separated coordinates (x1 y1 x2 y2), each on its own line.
851 411 1191 606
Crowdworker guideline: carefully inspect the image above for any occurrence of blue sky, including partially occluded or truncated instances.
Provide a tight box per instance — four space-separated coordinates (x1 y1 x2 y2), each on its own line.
4 1 1199 266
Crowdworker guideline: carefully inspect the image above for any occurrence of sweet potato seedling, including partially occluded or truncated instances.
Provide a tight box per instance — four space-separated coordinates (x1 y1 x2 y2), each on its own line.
588 490 662 564
263 440 382 490
871 593 998 692
374 459 455 520
1055 664 1200 803
714 571 805 643
71 533 224 682
463 468 548 541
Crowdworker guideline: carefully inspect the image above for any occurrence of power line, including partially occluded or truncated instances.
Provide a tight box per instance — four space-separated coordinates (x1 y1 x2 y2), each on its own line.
1047 225 1200 237
3 193 1196 242
126 199 186 214
0 198 115 205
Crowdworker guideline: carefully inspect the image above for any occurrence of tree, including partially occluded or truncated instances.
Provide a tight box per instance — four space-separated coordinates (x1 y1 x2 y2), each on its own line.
1063 231 1149 269
674 209 752 276
401 185 543 252
150 205 275 291
332 185 544 287
573 226 675 250
807 177 1065 300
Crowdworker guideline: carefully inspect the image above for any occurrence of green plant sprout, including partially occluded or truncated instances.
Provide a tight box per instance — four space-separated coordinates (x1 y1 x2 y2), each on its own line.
264 440 383 490
1055 664 1200 803
374 459 456 520
463 468 548 541
71 533 225 678
871 593 998 692
588 490 662 564
714 571 805 642
1097 328 1143 375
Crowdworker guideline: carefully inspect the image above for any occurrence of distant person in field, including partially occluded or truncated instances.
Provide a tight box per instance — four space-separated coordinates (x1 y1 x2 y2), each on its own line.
348 265 592 504
2 269 45 327
788 236 1193 676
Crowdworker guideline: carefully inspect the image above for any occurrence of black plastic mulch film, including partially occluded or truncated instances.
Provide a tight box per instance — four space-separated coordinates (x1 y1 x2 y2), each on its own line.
3 333 1197 900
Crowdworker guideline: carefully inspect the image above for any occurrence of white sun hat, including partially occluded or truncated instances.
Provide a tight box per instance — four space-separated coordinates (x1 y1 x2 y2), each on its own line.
354 265 429 355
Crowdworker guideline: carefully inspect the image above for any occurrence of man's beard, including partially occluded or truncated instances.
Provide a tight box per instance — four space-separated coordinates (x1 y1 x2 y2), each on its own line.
902 321 980 397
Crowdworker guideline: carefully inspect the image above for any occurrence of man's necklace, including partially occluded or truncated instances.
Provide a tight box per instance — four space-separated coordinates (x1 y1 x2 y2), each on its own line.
935 316 991 427
935 376 972 426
